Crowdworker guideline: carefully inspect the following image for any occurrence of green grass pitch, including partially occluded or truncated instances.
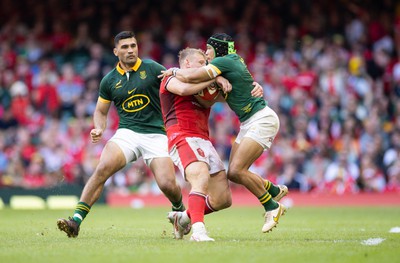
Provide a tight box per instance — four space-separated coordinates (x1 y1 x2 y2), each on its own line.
0 205 399 263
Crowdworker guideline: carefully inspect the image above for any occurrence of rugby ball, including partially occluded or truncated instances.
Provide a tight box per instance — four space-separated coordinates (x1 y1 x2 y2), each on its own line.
197 82 220 101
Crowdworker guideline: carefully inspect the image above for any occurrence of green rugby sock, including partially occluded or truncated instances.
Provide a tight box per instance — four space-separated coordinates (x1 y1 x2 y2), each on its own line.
171 195 185 212
264 180 280 197
258 191 279 211
72 202 91 225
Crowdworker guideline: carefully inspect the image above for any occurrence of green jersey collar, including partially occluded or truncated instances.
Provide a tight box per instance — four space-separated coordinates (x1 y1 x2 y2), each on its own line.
116 58 142 75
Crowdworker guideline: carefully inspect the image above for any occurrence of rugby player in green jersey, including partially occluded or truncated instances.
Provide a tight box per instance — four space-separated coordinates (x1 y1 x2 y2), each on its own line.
160 33 289 233
57 31 186 238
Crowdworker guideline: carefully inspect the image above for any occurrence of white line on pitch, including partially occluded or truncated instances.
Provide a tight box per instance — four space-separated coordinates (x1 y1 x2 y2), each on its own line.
361 238 385 246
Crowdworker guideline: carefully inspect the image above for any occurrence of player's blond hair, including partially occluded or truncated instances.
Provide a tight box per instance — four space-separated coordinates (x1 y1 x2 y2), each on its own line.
178 48 206 65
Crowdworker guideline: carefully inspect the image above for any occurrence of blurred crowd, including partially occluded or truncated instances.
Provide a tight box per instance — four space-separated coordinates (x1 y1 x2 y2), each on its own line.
1 0 400 194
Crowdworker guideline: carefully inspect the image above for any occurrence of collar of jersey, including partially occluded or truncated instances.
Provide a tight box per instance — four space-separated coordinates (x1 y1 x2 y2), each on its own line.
116 58 142 75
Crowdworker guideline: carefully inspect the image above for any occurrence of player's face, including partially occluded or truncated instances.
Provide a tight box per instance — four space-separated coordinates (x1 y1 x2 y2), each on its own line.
205 45 216 61
186 53 207 69
114 37 138 67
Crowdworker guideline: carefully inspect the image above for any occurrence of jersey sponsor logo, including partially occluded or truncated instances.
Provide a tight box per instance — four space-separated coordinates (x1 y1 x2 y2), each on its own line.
122 94 150 112
115 80 122 89
139 71 147 80
128 88 137 94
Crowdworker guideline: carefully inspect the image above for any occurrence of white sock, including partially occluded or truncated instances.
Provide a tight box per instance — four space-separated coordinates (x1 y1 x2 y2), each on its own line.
192 222 206 234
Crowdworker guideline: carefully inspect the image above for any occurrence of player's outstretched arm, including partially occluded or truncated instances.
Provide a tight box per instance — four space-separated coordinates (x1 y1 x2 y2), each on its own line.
166 77 216 96
160 67 212 84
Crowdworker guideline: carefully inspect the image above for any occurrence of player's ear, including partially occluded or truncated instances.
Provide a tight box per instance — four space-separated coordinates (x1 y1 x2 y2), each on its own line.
113 48 118 56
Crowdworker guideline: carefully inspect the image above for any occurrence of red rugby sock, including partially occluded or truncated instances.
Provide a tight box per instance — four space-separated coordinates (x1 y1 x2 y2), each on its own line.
187 192 206 224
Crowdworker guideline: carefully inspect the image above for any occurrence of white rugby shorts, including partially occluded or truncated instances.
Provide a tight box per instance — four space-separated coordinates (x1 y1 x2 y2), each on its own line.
109 128 169 166
235 106 280 150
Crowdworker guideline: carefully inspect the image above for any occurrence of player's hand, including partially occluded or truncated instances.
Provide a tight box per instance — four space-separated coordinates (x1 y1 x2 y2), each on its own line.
251 81 264 98
215 76 232 93
158 70 170 79
158 67 178 79
90 128 103 143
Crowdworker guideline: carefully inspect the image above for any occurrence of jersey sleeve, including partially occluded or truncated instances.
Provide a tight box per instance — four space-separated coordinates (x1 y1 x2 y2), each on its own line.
160 76 174 94
99 76 112 102
153 60 167 72
149 60 167 79
210 56 231 74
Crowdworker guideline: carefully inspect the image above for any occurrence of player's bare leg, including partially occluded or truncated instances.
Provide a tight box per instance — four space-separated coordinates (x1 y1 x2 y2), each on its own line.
228 138 286 233
228 139 267 197
151 157 186 211
207 170 232 211
57 142 125 238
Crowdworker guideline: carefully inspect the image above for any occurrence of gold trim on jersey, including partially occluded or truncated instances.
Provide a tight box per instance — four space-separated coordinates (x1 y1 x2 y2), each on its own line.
116 58 143 75
98 96 111 103
207 64 221 77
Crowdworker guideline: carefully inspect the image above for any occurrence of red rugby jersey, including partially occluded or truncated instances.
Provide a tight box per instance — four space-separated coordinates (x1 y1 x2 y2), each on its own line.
160 76 210 150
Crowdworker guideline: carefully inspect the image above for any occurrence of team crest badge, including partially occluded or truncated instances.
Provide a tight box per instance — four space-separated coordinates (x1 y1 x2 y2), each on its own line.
140 71 147 79
197 148 205 157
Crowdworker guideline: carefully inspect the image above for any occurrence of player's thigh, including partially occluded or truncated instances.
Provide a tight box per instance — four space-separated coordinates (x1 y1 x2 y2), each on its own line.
229 137 264 170
149 157 175 183
97 141 127 175
170 137 215 180
208 170 231 201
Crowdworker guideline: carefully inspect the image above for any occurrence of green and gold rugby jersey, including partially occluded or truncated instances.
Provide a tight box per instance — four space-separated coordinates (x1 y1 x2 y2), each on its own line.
209 54 267 122
99 58 166 134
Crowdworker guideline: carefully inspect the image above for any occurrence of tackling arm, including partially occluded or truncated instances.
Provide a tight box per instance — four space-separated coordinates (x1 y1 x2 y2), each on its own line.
161 65 218 83
160 65 231 93
166 77 216 96
174 67 212 83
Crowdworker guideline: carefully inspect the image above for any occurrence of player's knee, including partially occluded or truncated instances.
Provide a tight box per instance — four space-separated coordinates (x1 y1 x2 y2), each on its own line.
227 164 242 183
157 178 179 194
93 163 115 183
210 192 232 211
221 194 232 209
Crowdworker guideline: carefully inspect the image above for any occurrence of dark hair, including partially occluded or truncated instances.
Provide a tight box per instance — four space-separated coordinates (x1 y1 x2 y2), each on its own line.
114 31 136 47
206 33 236 57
